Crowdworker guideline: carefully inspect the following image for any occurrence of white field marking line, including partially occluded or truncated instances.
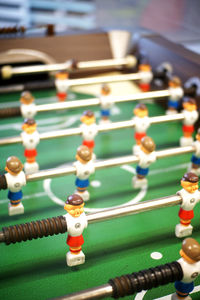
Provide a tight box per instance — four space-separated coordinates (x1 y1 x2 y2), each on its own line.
0 192 46 205
135 290 147 300
153 284 200 300
43 162 147 212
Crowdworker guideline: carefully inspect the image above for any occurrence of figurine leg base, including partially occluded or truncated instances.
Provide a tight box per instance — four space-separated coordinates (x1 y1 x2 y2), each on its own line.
132 176 147 189
8 202 24 216
190 167 200 176
166 109 178 115
75 190 90 201
180 137 193 147
66 251 85 267
175 223 193 238
171 293 191 300
24 162 39 175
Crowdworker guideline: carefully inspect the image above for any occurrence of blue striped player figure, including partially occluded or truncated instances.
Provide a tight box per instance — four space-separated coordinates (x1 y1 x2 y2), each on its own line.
132 136 156 189
74 145 95 201
172 238 200 300
0 156 26 216
189 128 200 176
166 76 183 115
99 83 113 124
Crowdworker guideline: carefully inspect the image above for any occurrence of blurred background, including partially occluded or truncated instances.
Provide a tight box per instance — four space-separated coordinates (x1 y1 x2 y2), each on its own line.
0 0 200 53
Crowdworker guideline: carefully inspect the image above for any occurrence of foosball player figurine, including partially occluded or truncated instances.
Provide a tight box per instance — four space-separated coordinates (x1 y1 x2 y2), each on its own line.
80 110 98 159
172 238 200 300
132 136 156 189
55 71 69 101
74 145 95 201
0 156 26 216
180 98 198 147
21 118 40 174
167 76 183 114
99 83 113 124
20 90 37 119
138 61 153 92
189 128 200 175
63 194 88 267
175 172 200 238
132 103 150 155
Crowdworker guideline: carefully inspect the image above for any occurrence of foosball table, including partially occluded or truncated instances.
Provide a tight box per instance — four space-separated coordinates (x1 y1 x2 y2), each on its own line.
0 31 200 300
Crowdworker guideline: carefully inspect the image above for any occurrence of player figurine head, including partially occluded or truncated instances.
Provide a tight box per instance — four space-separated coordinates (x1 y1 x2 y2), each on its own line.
101 83 111 96
22 118 37 134
20 91 34 105
76 145 92 164
133 103 148 118
181 172 198 194
180 238 200 263
81 110 95 125
182 97 197 112
169 76 182 88
64 194 84 217
140 136 156 154
55 70 69 80
5 156 23 175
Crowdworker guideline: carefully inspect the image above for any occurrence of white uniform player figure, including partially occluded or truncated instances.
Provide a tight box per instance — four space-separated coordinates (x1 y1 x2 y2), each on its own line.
132 136 156 189
99 84 113 124
132 103 150 155
189 128 200 175
20 91 37 119
175 172 200 238
74 145 95 201
138 61 153 92
80 110 98 160
21 119 40 174
0 156 26 216
63 194 88 267
166 76 184 114
55 71 69 101
172 238 200 300
180 98 198 147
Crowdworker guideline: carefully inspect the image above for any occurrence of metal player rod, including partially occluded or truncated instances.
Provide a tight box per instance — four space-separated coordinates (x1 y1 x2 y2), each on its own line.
0 194 182 244
37 89 171 113
2 55 136 79
0 113 184 146
27 145 194 182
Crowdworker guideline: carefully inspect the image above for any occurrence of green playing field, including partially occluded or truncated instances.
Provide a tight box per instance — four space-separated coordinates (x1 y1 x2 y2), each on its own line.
0 83 200 300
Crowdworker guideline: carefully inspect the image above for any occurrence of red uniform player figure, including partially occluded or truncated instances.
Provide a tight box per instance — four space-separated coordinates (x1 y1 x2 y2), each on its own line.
20 91 37 119
175 172 200 238
80 110 98 159
74 145 95 201
172 238 200 300
132 103 150 155
0 156 26 216
55 71 69 101
180 98 198 147
189 128 200 175
21 119 40 174
138 61 153 92
99 83 113 124
167 76 183 114
63 194 88 267
132 136 156 189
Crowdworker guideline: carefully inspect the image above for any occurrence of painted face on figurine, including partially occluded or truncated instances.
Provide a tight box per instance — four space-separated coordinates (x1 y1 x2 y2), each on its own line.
134 108 148 118
139 64 151 72
196 133 200 141
181 180 198 193
64 203 84 217
22 123 37 134
183 102 197 112
81 115 95 125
